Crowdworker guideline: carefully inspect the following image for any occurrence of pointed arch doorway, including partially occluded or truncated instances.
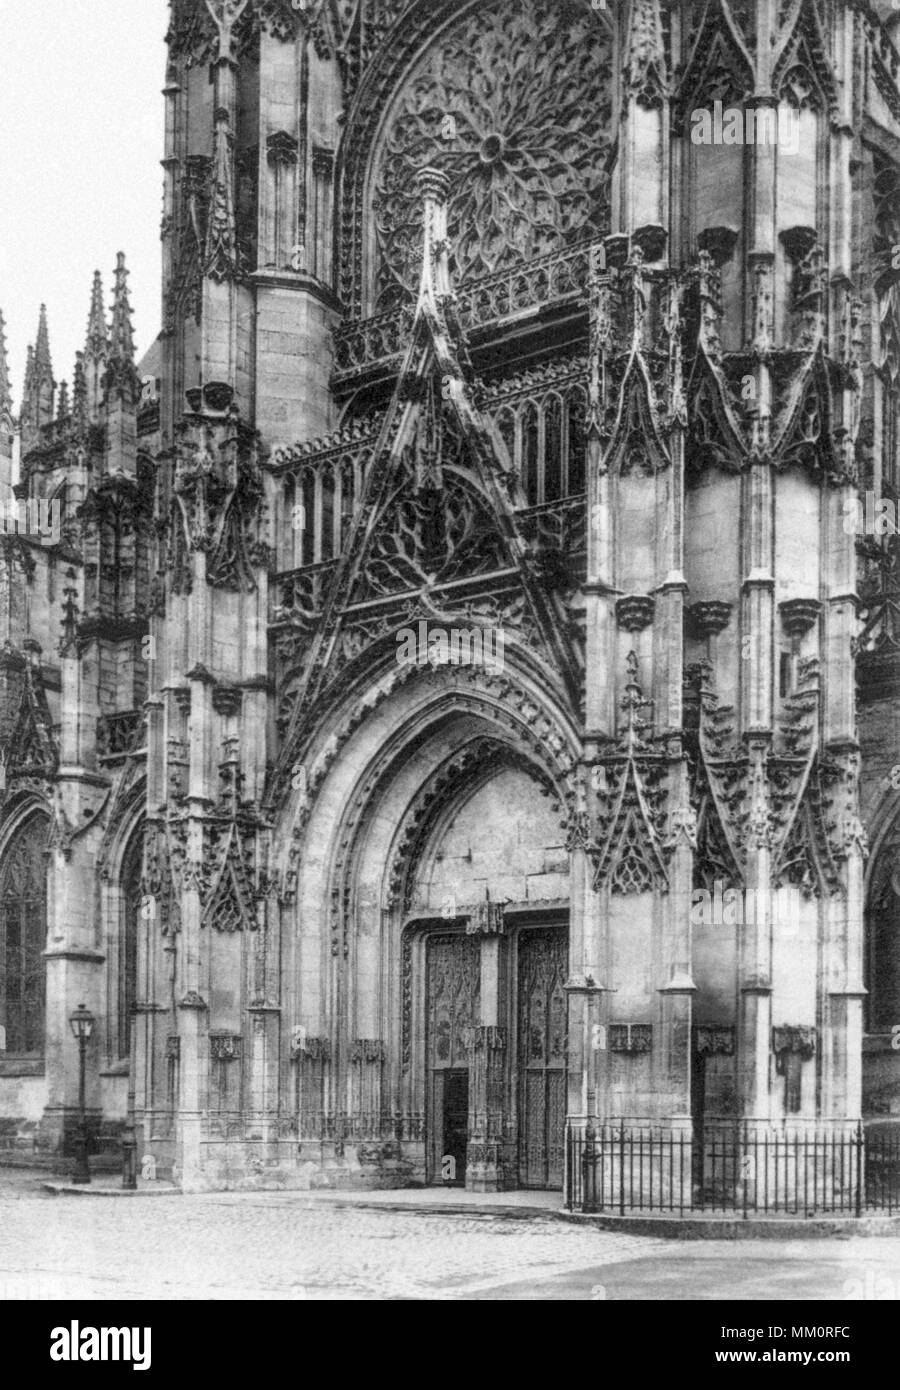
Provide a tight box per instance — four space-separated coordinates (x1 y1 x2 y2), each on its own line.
420 911 569 1191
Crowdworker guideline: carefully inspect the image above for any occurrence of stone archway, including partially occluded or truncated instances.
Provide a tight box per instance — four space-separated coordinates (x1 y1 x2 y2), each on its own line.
395 759 570 1191
279 659 581 1190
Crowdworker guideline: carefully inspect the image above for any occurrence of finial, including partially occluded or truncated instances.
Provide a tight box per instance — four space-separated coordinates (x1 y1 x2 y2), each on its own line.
72 352 88 433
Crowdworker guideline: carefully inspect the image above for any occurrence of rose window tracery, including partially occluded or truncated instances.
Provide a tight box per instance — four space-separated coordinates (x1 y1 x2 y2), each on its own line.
371 0 612 313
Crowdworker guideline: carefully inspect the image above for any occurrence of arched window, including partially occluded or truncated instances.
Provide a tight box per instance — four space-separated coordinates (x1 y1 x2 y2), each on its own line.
565 386 587 496
520 402 539 506
0 812 49 1057
543 394 563 502
119 828 143 1059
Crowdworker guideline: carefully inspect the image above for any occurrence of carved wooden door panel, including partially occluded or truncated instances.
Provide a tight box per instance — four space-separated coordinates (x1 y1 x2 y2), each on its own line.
517 927 568 1189
426 934 480 1184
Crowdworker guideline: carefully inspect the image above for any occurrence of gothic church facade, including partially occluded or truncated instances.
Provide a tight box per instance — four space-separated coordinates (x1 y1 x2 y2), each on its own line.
0 0 899 1195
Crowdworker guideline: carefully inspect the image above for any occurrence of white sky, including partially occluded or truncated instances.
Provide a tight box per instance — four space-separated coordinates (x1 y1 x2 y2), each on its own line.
0 0 168 406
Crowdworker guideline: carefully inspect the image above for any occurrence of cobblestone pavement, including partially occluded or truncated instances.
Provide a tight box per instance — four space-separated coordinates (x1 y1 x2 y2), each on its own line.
1 1169 900 1300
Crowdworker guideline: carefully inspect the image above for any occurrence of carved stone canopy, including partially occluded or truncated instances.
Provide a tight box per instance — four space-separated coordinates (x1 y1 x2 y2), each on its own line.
779 224 818 265
212 684 243 717
631 223 667 263
779 598 823 636
772 1025 816 1059
179 990 208 1010
266 130 299 168
616 593 655 632
697 226 739 268
687 600 733 638
695 1025 735 1056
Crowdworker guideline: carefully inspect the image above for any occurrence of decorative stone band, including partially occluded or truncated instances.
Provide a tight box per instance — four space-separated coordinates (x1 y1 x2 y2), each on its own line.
290 1035 330 1062
609 1023 653 1054
209 1033 241 1062
467 1025 507 1052
615 594 655 632
467 1142 503 1169
695 1025 735 1057
350 1039 385 1064
465 899 506 935
772 1025 816 1061
415 165 452 209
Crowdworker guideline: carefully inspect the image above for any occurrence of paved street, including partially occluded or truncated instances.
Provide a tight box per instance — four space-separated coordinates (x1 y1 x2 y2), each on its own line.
2 1169 900 1300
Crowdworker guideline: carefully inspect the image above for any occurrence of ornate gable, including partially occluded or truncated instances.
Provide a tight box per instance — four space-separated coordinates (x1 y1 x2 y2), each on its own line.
771 0 840 116
202 822 257 932
675 0 755 125
272 168 584 798
0 644 58 789
591 654 669 895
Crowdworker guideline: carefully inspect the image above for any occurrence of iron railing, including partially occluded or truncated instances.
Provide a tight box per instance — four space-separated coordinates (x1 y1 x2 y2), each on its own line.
566 1122 900 1218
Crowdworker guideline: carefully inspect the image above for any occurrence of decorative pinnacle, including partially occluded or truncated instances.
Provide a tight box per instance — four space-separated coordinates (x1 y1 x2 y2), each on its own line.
109 253 136 363
21 344 34 406
620 650 651 752
72 352 87 432
0 309 10 412
34 304 53 382
56 380 70 422
85 270 109 359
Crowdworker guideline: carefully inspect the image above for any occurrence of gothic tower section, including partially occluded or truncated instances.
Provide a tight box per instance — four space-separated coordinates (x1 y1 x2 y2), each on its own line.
131 0 900 1199
0 261 156 1161
667 0 875 1145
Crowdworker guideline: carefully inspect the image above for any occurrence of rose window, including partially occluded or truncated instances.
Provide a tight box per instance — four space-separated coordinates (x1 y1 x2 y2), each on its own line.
371 0 612 313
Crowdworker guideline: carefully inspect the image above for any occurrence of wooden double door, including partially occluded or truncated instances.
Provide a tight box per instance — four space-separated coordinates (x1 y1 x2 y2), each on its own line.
517 927 568 1189
425 923 568 1190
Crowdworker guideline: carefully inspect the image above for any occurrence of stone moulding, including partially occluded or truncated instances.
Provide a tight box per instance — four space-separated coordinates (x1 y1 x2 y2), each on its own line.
609 1023 653 1055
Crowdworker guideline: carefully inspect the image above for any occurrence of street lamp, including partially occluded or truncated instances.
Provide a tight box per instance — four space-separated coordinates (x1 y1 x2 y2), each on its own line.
68 1003 94 1185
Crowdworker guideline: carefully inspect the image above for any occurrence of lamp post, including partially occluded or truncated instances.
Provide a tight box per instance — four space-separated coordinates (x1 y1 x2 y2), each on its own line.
69 1003 94 1185
121 1004 137 1190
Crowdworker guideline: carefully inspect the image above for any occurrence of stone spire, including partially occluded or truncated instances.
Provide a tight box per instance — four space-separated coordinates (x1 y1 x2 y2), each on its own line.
86 269 108 357
20 344 34 417
32 304 55 427
72 351 88 435
104 252 139 474
83 271 108 422
109 252 136 365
